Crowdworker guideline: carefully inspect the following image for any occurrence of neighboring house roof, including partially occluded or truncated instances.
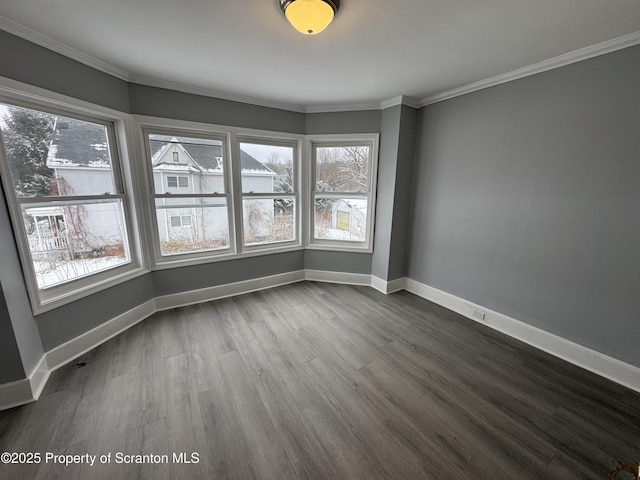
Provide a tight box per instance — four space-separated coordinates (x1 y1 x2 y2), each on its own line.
46 118 111 168
46 121 274 175
150 136 274 174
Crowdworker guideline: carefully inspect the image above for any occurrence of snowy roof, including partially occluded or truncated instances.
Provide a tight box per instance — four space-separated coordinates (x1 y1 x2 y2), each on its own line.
46 122 274 176
149 135 274 175
46 118 111 168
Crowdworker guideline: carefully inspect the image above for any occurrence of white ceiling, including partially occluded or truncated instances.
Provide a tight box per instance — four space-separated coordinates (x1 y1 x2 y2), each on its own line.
1 0 639 111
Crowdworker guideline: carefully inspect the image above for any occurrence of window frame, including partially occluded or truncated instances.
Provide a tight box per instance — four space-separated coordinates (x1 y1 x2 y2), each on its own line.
307 134 379 253
136 116 304 270
236 137 300 251
141 127 235 263
0 79 146 314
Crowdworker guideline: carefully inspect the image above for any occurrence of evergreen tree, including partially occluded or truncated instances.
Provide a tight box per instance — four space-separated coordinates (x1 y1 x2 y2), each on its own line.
2 106 55 197
273 167 294 214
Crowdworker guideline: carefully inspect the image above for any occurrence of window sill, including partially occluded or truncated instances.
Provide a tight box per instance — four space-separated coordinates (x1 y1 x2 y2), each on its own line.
151 242 304 271
34 264 150 315
305 242 373 254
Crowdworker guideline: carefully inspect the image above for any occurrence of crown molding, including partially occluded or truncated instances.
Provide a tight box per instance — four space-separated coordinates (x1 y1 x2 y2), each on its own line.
304 102 381 113
380 95 420 110
419 30 640 107
0 15 130 81
304 95 420 113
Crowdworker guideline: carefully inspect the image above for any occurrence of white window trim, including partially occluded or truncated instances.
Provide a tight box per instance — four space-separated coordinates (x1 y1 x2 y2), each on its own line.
0 77 147 314
306 134 379 253
237 136 301 252
142 126 235 263
135 115 304 269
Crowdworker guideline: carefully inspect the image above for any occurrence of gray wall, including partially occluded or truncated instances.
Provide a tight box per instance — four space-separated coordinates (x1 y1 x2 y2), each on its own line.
129 84 305 134
37 275 155 351
372 104 417 281
0 173 44 381
304 250 372 275
152 252 304 297
305 110 381 135
408 45 640 367
0 30 130 112
0 286 25 383
389 105 417 279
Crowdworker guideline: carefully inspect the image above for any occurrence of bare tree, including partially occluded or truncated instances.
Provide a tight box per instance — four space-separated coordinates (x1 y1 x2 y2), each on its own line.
339 146 368 192
316 146 369 192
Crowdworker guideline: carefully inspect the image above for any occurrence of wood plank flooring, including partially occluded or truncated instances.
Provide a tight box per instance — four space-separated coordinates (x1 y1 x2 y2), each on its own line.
1 281 639 479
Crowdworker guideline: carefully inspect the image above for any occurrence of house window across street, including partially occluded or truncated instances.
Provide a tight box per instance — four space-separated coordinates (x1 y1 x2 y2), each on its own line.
170 215 192 228
167 175 189 189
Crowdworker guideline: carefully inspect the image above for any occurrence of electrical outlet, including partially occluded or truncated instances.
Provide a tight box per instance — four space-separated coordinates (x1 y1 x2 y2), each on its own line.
471 309 486 321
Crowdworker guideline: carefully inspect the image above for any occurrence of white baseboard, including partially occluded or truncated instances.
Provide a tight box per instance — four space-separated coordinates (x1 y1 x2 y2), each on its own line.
305 269 371 286
404 278 640 394
0 378 34 411
28 355 49 400
155 270 306 311
371 276 406 294
46 299 157 372
0 353 50 411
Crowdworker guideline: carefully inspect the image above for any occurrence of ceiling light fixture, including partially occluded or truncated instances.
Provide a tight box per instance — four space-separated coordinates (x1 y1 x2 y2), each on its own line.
280 0 340 35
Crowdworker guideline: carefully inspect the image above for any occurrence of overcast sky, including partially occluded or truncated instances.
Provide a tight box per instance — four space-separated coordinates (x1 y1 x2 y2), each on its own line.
239 143 292 164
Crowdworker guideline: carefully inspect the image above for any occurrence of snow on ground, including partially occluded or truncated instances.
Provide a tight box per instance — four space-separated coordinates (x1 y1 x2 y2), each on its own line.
315 228 364 241
33 256 128 288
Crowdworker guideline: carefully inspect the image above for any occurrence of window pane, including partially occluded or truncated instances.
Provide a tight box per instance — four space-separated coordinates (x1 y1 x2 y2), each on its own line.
148 135 225 194
155 198 230 255
243 197 295 245
315 146 369 193
239 143 292 193
22 200 130 289
314 197 367 242
0 104 117 197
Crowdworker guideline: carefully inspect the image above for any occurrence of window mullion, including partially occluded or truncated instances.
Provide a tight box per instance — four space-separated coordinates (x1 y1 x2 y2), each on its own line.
229 133 244 254
18 194 126 206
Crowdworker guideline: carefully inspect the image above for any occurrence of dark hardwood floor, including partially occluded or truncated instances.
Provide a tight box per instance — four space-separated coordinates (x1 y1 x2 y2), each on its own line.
1 281 639 479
